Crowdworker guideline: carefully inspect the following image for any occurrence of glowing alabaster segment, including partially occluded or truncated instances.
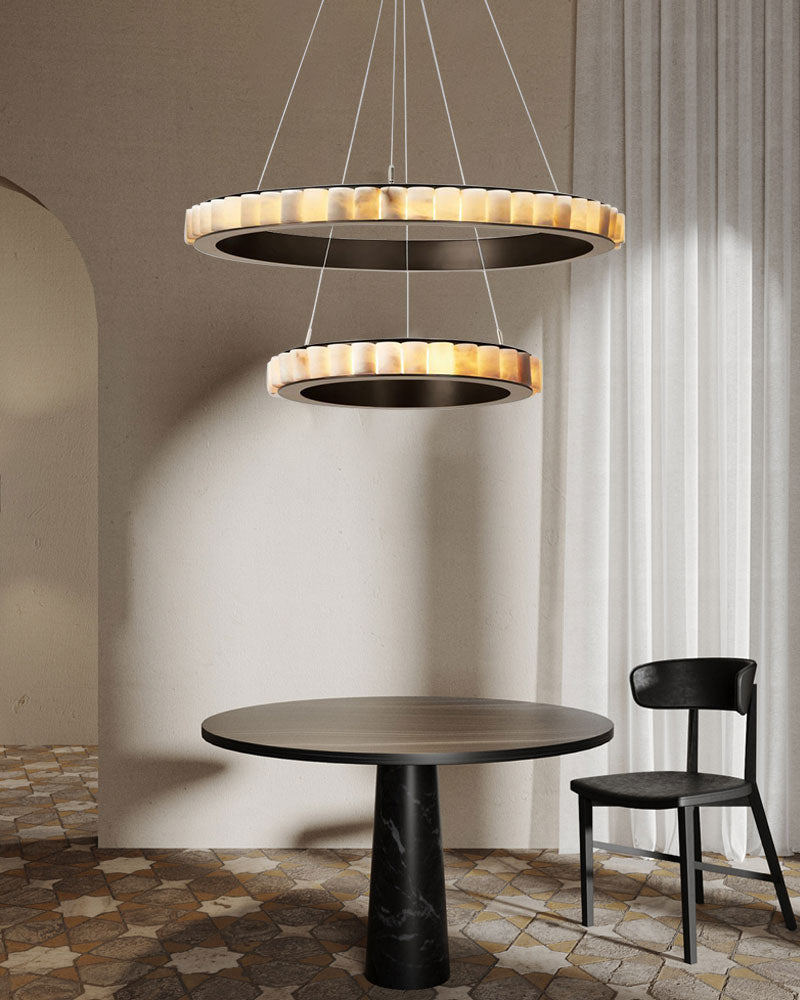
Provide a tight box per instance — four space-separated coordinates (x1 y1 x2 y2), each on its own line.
499 348 521 382
530 356 542 392
281 189 304 224
351 341 376 375
328 187 355 220
599 203 611 238
290 348 310 381
613 212 625 244
554 194 573 229
184 209 195 243
259 191 281 225
510 190 534 225
428 341 455 374
402 341 428 373
355 186 380 219
328 342 352 376
586 199 601 234
477 345 501 379
307 344 330 378
487 189 511 224
607 208 618 242
532 192 555 227
279 352 294 385
376 341 403 374
434 187 461 220
380 186 407 220
210 199 226 230
267 357 281 394
462 188 487 222
407 186 434 220
301 188 328 222
454 342 479 376
570 197 588 231
241 193 261 227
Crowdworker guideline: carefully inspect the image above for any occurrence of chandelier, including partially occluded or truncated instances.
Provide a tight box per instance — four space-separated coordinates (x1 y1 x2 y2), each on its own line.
184 0 625 408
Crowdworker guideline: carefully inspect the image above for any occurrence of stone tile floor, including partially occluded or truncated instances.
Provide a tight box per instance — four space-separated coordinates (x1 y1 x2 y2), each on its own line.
0 748 798 1000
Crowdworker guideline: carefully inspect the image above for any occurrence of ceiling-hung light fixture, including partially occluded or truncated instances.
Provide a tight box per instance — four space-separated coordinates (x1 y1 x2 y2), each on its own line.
184 0 625 408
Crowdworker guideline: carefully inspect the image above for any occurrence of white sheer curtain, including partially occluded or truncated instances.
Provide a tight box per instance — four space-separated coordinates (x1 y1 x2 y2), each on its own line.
558 0 800 859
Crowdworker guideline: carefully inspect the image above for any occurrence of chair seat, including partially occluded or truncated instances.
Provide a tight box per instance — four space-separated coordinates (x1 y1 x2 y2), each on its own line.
570 770 752 809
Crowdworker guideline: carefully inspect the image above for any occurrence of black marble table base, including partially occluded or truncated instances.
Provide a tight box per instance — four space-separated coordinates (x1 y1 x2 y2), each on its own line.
365 764 450 989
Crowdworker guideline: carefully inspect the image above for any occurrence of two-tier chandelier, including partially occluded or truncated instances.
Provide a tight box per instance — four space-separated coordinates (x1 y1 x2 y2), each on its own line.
184 0 625 408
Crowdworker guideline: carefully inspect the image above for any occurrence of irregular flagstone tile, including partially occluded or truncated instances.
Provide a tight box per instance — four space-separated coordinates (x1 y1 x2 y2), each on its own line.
218 856 282 875
92 934 165 959
246 958 320 988
454 871 510 899
219 913 281 950
543 973 616 998
510 873 562 897
615 914 677 948
189 873 242 898
190 975 261 1000
13 974 83 1000
470 969 543 999
78 959 151 985
166 946 243 973
198 896 264 918
157 914 221 947
295 976 364 1000
650 966 722 999
329 946 367 975
749 958 800 989
609 959 660 986
724 971 795 1000
1 944 82 973
57 894 119 919
114 969 187 1000
255 932 327 962
5 914 66 943
311 914 366 947
96 857 154 874
494 939 572 977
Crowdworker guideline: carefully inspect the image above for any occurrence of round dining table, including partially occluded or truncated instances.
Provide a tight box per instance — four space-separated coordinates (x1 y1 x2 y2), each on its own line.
201 695 613 990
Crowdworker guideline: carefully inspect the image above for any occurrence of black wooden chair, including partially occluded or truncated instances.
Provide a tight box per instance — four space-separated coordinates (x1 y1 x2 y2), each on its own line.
571 657 796 964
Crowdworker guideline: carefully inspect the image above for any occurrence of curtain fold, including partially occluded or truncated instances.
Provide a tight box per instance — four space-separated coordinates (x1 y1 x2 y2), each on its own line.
561 0 800 859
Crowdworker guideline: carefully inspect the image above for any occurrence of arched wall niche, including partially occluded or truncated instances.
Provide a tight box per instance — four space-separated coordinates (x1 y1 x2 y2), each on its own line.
0 176 98 742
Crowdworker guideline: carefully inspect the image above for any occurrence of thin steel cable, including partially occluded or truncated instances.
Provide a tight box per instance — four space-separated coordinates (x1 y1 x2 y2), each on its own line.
256 0 325 190
341 0 385 184
403 0 408 181
389 0 397 181
403 0 410 336
420 0 502 343
419 0 465 183
305 0 386 344
482 0 559 191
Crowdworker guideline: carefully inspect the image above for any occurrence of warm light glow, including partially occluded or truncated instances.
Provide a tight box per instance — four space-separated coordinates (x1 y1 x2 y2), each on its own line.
184 185 626 247
266 339 541 401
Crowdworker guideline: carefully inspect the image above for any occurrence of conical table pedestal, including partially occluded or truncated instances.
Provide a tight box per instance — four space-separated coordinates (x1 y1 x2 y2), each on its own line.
202 696 613 990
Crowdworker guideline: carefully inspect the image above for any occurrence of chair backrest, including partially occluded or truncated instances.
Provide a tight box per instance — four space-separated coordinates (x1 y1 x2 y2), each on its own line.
629 658 757 780
630 657 756 713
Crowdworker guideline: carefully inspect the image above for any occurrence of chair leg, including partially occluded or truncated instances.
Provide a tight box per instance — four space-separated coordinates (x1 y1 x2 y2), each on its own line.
750 785 796 931
677 806 697 964
693 807 704 904
578 796 594 927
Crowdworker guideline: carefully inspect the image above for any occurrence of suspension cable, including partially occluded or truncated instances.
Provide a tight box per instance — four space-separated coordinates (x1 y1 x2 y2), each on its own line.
482 0 559 191
256 0 325 190
419 0 502 344
305 0 386 344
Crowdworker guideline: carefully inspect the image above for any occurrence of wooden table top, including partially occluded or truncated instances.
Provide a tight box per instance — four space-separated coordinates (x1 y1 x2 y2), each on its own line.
201 696 614 765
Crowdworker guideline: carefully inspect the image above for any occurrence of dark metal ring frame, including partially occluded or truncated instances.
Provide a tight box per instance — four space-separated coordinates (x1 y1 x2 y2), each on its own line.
277 372 533 406
191 184 618 271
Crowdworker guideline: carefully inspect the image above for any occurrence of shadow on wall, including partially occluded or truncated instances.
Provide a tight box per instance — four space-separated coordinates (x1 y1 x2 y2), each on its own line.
0 176 98 744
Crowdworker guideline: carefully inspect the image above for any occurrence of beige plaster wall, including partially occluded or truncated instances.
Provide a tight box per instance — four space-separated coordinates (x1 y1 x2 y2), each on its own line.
0 0 580 846
0 179 98 742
